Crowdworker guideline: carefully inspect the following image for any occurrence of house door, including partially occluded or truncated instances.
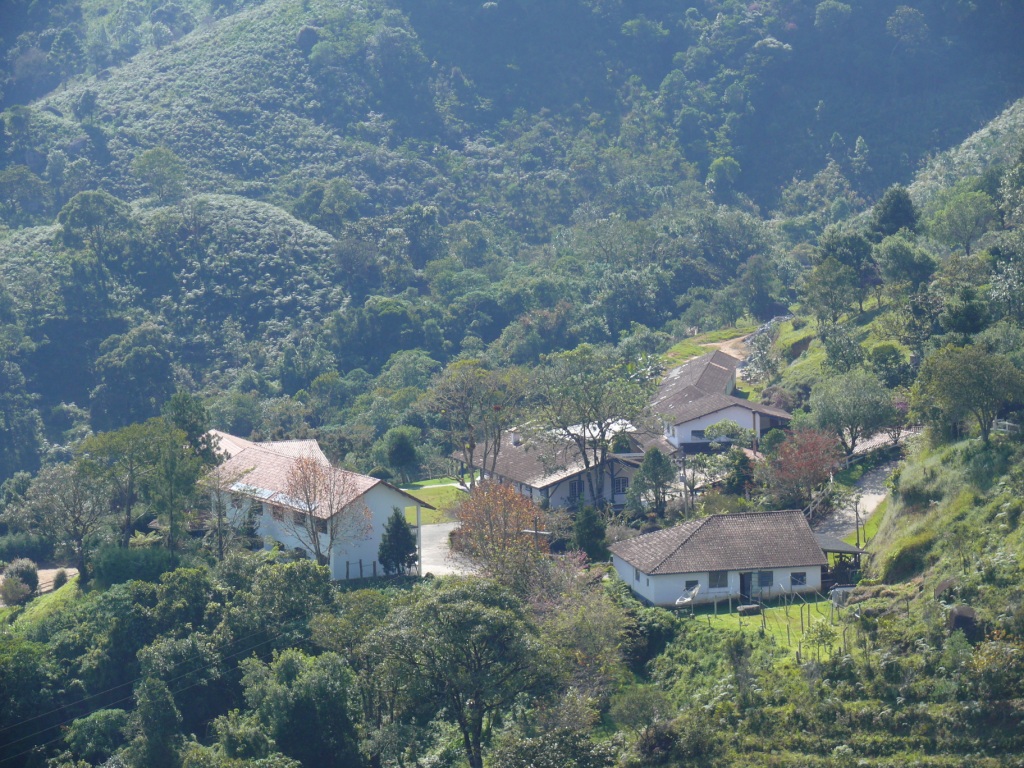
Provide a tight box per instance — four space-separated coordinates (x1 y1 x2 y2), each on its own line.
739 572 752 603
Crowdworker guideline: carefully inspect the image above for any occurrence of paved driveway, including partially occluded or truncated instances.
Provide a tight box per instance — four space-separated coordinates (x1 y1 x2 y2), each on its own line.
419 522 476 576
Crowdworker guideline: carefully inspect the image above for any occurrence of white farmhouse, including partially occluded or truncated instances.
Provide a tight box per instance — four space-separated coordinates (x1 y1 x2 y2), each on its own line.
651 350 791 450
210 430 430 580
609 510 829 607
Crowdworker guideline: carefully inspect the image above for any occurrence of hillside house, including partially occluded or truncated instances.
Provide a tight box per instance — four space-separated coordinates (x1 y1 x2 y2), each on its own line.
651 350 791 451
210 430 431 580
609 510 829 607
454 430 641 509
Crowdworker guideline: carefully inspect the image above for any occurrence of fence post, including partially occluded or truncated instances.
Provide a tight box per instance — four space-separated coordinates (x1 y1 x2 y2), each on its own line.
359 559 364 579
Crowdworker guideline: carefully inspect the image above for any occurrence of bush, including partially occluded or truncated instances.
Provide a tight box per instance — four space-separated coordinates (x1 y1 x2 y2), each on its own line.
0 575 31 605
5 558 39 593
52 569 69 590
879 530 937 583
0 533 54 562
92 547 179 587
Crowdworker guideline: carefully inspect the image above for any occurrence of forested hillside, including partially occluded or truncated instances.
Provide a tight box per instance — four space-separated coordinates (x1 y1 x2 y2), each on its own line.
2 0 1024 482
4 0 1024 766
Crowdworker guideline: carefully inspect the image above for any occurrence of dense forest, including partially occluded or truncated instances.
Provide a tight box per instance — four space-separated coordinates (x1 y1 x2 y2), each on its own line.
4 0 1024 766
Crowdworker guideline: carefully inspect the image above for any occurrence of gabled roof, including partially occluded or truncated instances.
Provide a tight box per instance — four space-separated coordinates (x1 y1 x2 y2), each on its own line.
656 350 739 398
210 429 328 463
609 510 827 575
656 388 792 426
651 350 791 427
457 431 639 490
211 432 431 516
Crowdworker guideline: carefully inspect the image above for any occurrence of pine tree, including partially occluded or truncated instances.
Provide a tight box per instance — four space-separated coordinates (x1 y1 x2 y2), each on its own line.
378 508 417 576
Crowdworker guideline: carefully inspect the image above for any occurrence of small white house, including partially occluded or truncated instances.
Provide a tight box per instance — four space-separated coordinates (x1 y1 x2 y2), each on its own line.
210 431 431 580
650 350 791 450
609 510 828 607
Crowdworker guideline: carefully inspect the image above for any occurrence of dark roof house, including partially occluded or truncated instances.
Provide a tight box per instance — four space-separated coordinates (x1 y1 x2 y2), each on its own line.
610 510 828 606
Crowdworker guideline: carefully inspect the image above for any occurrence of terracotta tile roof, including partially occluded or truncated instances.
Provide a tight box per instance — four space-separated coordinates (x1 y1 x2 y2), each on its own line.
210 432 434 516
609 510 827 574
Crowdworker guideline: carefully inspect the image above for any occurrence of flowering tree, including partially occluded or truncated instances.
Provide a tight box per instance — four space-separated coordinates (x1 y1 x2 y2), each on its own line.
451 482 549 592
759 428 843 509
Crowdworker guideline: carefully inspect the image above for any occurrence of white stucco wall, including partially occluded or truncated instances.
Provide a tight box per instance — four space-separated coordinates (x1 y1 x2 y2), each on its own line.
670 405 763 446
540 461 637 509
220 485 423 581
612 554 823 607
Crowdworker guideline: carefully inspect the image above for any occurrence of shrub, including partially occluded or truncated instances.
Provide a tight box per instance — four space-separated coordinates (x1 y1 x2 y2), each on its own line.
92 546 179 587
0 533 54 562
879 530 937 583
5 558 39 593
1 576 31 605
52 569 69 590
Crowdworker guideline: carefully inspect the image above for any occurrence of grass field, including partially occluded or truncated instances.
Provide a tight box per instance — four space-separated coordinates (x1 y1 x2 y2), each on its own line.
401 481 466 524
9 577 81 634
685 592 848 660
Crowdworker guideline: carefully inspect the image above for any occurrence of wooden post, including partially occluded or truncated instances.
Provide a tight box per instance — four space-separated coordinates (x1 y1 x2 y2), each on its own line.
416 504 423 577
359 559 363 579
372 560 377 578
346 561 350 579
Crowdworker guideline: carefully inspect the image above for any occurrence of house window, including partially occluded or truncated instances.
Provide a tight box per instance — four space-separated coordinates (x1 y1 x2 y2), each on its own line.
316 518 328 535
613 477 629 495
790 572 807 587
569 479 584 500
692 429 706 439
634 567 640 582
271 506 284 522
757 571 774 588
685 579 699 591
293 511 305 526
230 494 244 510
709 570 728 589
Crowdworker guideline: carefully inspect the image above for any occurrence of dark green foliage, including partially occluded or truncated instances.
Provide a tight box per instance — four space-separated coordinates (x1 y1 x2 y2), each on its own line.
626 448 676 521
377 508 417 576
870 184 918 240
5 557 39 594
91 546 179 587
64 709 129 765
52 568 68 590
572 505 607 562
0 532 53 563
240 650 360 768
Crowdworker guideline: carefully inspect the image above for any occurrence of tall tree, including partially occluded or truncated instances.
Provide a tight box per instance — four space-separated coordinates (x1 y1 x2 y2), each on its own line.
929 189 996 256
625 448 676 520
870 184 918 240
381 579 555 768
912 345 1024 444
810 368 893 455
79 420 163 547
451 482 549 593
426 359 527 489
378 507 417 575
532 344 653 505
12 461 114 578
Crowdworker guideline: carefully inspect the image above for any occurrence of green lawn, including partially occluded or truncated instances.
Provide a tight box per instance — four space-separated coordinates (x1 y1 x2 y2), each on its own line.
686 593 847 659
402 485 465 524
